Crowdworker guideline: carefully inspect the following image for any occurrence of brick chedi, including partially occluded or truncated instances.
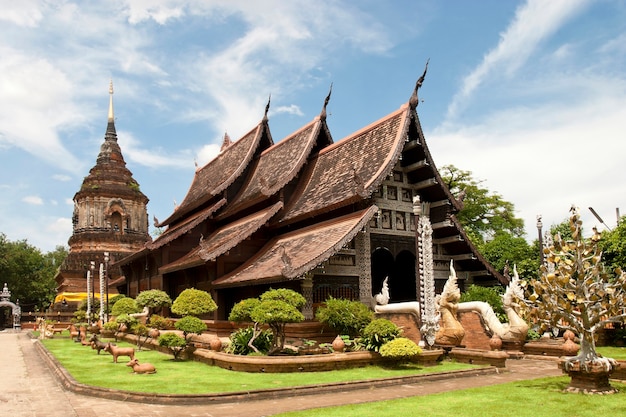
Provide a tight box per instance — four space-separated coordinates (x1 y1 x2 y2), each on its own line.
54 82 151 307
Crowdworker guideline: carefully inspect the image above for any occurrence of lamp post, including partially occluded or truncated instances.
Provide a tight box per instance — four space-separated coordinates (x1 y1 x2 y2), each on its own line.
90 261 95 325
104 252 110 322
536 215 544 267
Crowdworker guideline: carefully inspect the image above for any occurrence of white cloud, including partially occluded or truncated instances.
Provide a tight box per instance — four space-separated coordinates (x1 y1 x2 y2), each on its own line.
117 130 195 169
196 143 221 167
447 0 591 120
53 174 72 182
0 0 44 27
430 84 626 242
65 198 74 205
22 195 44 205
273 105 304 116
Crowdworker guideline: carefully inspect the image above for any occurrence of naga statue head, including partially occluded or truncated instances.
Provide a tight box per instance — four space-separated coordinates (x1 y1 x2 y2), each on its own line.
502 264 524 310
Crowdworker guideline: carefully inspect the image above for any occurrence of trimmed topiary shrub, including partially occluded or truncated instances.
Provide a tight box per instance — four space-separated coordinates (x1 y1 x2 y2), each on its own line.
136 289 172 313
379 337 422 362
111 297 139 316
315 297 374 337
171 288 217 317
158 333 187 360
361 318 402 352
174 315 207 341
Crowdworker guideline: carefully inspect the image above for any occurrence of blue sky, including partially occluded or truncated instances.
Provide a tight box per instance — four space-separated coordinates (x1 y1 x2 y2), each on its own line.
1 0 625 253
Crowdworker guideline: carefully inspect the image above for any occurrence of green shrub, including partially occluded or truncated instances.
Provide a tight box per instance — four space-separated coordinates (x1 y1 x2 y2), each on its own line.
460 285 507 322
260 288 306 309
228 289 306 354
379 337 422 362
227 327 273 355
174 316 207 340
148 314 174 330
136 289 172 311
103 320 118 332
228 298 261 322
111 297 139 316
315 297 374 337
115 313 138 330
526 328 541 341
171 288 217 317
158 332 187 360
361 318 401 352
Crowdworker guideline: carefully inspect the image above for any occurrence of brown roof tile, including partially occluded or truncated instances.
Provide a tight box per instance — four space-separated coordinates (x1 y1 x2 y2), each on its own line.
149 198 226 250
159 202 283 274
279 105 409 224
212 206 377 288
159 121 271 226
220 117 331 217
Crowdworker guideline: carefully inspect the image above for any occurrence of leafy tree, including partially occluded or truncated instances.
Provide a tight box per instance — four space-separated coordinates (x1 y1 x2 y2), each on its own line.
481 232 540 279
440 165 524 245
171 288 217 317
0 234 66 311
174 315 207 341
110 297 139 316
525 207 626 391
135 289 172 315
599 216 626 274
229 298 263 353
229 289 305 355
315 297 374 337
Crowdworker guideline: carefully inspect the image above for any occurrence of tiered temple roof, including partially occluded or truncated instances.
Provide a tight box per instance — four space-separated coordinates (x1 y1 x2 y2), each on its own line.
119 77 504 318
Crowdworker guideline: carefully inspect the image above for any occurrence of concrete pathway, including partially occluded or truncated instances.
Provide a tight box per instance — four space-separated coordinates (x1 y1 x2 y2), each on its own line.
0 331 563 417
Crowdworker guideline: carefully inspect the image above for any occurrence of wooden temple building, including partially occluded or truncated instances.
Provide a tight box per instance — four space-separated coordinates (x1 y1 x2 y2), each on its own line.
118 72 504 320
54 82 151 308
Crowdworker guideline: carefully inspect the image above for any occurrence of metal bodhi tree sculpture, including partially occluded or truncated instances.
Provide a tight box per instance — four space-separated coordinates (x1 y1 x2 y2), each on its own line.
525 206 626 392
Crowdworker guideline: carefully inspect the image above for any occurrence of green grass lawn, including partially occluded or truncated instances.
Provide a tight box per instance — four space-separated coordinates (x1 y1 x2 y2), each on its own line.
597 346 626 360
41 336 478 395
274 377 626 417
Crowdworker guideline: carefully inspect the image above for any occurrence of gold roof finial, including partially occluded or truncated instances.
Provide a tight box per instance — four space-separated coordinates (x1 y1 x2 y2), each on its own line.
108 79 114 122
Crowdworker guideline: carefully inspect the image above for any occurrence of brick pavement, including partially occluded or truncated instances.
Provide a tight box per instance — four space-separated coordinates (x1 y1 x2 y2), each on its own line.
0 331 563 417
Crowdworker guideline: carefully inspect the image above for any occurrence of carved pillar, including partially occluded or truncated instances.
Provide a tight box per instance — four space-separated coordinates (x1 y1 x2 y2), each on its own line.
414 196 439 347
301 272 314 320
355 228 372 304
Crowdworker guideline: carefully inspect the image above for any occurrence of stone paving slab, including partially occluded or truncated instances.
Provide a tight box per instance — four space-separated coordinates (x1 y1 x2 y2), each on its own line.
1 331 563 417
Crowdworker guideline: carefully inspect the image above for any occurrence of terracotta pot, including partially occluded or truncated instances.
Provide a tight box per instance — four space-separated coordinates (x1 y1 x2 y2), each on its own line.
489 334 503 351
209 337 222 352
332 335 346 353
562 338 580 356
563 330 576 342
148 328 160 339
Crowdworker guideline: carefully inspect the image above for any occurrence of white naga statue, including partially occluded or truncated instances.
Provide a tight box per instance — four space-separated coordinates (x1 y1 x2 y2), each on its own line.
434 261 465 346
458 265 529 342
373 277 421 319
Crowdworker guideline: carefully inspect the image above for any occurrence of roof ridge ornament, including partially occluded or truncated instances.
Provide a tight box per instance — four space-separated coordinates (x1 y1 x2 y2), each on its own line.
108 79 114 122
409 59 429 110
263 94 271 122
220 131 232 152
320 83 332 120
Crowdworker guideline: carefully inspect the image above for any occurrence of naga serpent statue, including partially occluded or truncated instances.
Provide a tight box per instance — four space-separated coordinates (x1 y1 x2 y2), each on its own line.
435 260 465 346
457 265 529 343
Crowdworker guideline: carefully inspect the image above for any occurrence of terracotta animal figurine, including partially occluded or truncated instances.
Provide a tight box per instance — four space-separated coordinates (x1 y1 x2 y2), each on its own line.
126 358 156 374
104 342 135 363
89 334 109 354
